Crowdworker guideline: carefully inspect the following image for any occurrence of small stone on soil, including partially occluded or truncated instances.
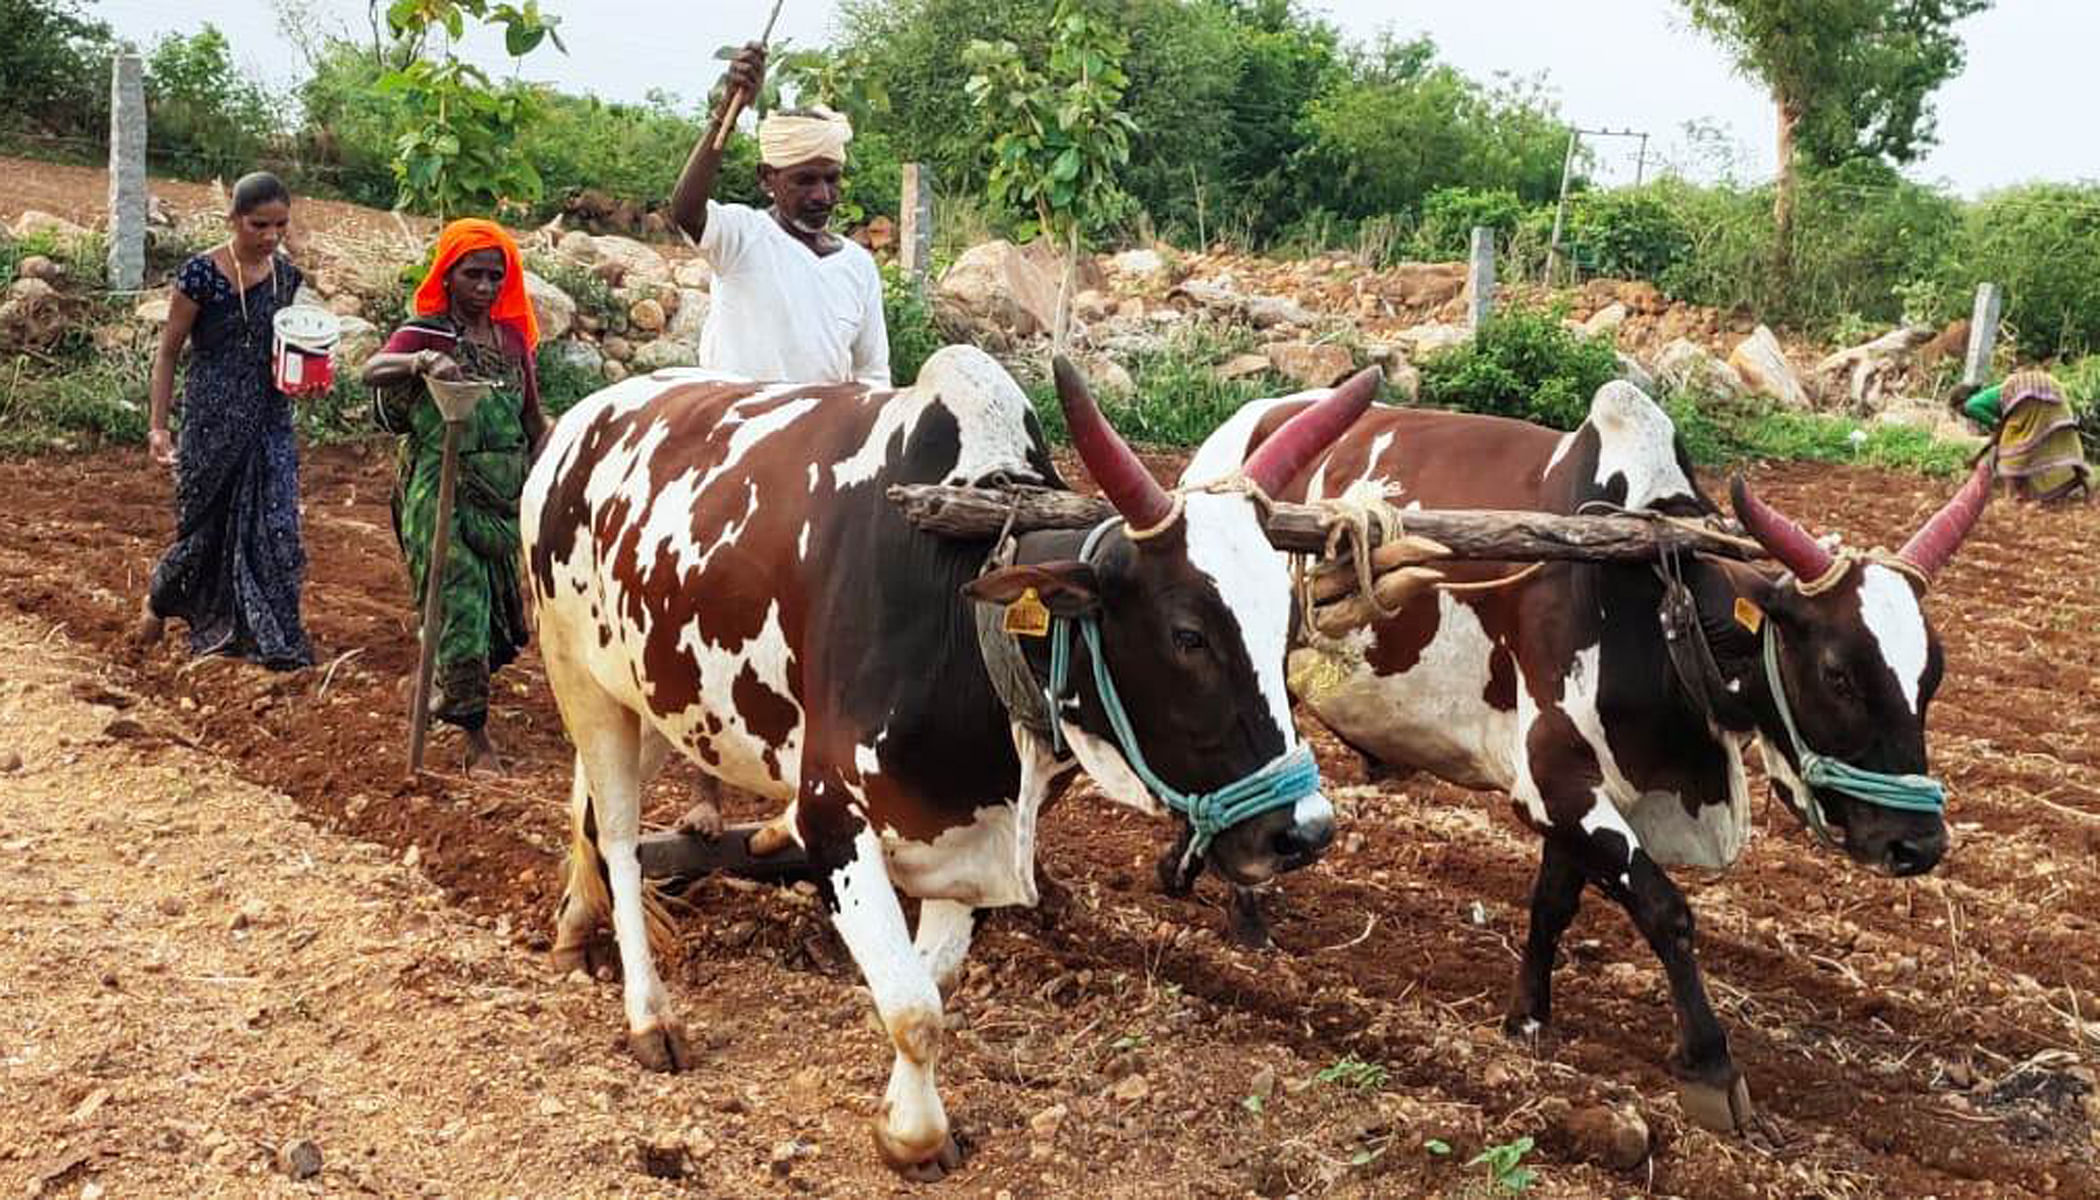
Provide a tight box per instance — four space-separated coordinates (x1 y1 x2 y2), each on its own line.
156 896 186 918
0 751 21 773
1110 1074 1151 1103
277 1138 323 1180
635 1139 689 1179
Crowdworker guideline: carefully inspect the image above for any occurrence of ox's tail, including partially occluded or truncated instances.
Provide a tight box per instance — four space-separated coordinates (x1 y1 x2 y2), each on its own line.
556 755 677 966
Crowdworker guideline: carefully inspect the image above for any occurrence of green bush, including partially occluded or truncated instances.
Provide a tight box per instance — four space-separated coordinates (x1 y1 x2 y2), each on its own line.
0 0 117 144
2054 356 2100 456
0 354 151 454
1025 322 1293 447
145 26 281 183
1417 304 1619 430
1661 389 1972 477
1560 186 1693 283
1945 184 2100 360
535 342 604 419
882 264 944 387
1412 187 1524 259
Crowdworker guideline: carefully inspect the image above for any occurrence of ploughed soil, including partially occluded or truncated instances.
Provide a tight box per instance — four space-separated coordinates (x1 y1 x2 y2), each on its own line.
2 440 2096 1198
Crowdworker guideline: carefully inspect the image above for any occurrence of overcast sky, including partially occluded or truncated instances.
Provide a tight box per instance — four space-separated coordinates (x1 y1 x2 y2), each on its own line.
91 0 2097 196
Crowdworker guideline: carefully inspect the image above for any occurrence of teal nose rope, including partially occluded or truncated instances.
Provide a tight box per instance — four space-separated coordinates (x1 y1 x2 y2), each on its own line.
1762 621 1945 847
1044 520 1323 861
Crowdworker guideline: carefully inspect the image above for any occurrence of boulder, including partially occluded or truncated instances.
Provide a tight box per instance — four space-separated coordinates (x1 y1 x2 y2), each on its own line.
936 239 1062 338
1655 338 1745 399
1080 354 1135 396
1585 278 1666 315
10 210 88 240
602 359 630 383
557 229 600 264
10 278 59 306
1261 341 1355 389
1245 294 1317 330
1395 322 1470 360
334 316 383 372
628 297 667 334
631 338 700 372
592 235 673 289
326 292 364 319
1115 297 1146 321
1385 262 1467 310
673 259 712 291
1383 358 1422 403
546 338 605 379
1167 276 1244 317
1215 353 1272 382
1814 324 1937 410
665 289 711 344
600 336 635 363
1581 302 1628 342
1729 325 1810 410
523 271 576 342
132 295 171 324
1106 247 1170 287
1615 352 1656 395
1074 289 1116 324
15 255 62 283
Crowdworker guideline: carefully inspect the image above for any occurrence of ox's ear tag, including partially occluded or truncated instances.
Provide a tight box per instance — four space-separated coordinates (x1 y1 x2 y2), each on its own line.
1734 597 1765 634
1003 588 1052 638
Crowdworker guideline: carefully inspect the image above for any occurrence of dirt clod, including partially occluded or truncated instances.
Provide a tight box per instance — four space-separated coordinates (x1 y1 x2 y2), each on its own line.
276 1138 323 1181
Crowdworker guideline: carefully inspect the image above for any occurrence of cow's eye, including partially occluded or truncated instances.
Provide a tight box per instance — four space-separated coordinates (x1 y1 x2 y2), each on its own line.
1173 628 1208 653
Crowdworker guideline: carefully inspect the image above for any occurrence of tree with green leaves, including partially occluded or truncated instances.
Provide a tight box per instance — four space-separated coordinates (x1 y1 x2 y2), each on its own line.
1677 0 1991 282
964 0 1138 354
377 0 565 218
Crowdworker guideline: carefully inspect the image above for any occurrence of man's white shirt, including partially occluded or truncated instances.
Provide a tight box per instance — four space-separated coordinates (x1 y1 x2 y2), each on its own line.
693 200 892 388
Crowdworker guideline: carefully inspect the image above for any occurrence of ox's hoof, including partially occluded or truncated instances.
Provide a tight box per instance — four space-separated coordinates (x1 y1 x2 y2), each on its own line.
1500 1012 1546 1047
627 1020 697 1073
1678 1072 1755 1134
873 1124 963 1183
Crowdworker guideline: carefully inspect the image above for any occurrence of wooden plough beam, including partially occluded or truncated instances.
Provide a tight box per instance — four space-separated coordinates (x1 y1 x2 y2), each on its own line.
887 483 1763 563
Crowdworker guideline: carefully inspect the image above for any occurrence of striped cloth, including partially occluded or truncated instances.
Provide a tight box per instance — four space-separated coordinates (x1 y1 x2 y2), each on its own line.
1993 371 2091 503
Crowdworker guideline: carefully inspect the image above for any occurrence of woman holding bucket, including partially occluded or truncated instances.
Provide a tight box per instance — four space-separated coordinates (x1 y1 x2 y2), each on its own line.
361 219 547 774
137 171 316 670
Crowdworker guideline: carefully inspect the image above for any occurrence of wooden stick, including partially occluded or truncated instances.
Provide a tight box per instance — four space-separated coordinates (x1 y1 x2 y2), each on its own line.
407 419 463 774
887 483 1763 564
707 0 788 153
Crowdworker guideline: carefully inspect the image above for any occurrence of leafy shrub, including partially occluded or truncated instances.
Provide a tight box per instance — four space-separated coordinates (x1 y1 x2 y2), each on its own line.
882 264 944 387
2053 356 2100 456
1945 184 2100 359
535 342 604 420
1661 388 1973 477
1560 186 1693 283
1417 304 1619 430
525 254 623 330
1412 187 1524 259
145 26 281 183
0 0 117 144
1026 321 1290 447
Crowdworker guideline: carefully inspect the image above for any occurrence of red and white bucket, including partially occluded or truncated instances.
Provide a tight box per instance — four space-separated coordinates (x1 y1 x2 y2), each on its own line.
272 306 341 396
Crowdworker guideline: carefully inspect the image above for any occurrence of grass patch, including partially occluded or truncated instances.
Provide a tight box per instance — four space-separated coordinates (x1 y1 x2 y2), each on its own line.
0 352 151 454
1664 390 1976 477
1024 321 1300 449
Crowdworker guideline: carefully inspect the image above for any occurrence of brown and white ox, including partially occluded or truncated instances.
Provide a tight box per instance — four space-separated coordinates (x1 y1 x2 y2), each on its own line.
521 346 1366 1178
1186 380 1991 1132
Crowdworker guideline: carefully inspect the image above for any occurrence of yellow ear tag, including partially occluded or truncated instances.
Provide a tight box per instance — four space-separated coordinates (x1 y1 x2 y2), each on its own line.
1003 587 1051 638
1734 597 1765 634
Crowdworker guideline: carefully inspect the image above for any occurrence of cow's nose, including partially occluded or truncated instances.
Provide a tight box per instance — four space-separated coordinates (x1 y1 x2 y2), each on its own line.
1884 831 1946 877
1273 811 1334 863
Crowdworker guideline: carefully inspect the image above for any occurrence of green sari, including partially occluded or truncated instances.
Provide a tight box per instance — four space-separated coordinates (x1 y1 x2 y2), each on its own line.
373 316 534 731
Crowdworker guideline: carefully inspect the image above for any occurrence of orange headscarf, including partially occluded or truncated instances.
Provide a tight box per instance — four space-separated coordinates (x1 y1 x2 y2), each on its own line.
412 218 539 348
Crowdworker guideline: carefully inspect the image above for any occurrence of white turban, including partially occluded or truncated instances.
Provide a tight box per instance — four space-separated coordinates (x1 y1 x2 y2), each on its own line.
758 106 853 169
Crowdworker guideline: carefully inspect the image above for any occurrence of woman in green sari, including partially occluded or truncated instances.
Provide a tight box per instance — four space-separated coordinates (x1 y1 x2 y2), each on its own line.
361 219 547 773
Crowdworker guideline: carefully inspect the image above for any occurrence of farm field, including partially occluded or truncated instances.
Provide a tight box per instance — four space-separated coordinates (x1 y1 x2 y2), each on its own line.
1 443 2096 1198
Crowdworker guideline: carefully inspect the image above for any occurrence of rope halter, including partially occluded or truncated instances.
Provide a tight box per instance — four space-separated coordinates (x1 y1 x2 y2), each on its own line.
1045 518 1322 866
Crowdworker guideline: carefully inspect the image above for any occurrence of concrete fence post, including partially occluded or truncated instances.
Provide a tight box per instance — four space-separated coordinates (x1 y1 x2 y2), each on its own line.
1962 282 2003 387
107 53 147 291
1467 225 1496 333
899 163 934 284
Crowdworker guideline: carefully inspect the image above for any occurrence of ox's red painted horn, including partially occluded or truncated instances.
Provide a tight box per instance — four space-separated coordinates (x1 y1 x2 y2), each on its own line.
1243 367 1381 496
1898 452 1994 583
1729 474 1836 583
1054 354 1174 532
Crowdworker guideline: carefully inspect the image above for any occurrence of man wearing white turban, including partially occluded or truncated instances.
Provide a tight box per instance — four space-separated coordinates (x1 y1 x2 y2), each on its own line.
668 43 891 388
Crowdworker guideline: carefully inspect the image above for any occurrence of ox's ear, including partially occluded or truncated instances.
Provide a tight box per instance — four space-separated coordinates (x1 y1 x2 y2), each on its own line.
963 560 1101 619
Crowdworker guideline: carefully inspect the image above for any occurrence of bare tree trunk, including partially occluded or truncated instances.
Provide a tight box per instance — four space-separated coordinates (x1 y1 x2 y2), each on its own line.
1772 95 1799 290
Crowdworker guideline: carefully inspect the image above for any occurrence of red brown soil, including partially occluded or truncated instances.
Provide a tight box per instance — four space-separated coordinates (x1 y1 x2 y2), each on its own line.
3 441 2096 1197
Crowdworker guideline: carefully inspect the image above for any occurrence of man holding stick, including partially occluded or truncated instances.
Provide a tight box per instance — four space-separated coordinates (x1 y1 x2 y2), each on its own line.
668 42 892 388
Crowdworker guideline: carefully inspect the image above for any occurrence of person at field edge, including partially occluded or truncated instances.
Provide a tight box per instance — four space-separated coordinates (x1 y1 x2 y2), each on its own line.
136 171 316 671
667 41 891 388
360 219 548 775
1949 371 2092 503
